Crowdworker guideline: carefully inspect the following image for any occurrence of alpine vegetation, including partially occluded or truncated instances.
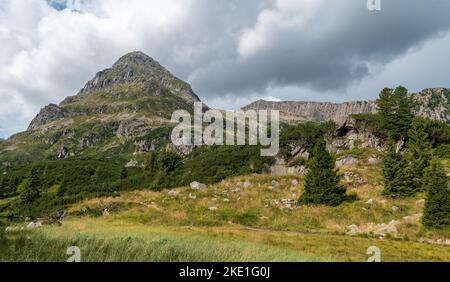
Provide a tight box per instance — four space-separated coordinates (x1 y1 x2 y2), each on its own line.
171 102 280 157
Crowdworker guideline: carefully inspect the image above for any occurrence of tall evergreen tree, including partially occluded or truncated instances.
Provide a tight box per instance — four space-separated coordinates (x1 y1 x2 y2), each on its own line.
377 86 414 141
382 142 409 197
19 165 42 206
402 118 433 192
299 139 347 206
422 160 450 228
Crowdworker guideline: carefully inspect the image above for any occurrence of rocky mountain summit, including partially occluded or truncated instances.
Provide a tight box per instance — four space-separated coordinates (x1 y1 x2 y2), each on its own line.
243 88 449 125
28 51 201 132
3 52 203 163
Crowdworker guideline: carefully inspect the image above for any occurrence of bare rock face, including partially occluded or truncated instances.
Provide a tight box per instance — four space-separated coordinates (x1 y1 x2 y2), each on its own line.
413 88 450 122
336 156 359 168
27 104 65 131
73 51 201 103
116 119 151 138
242 88 449 125
57 146 69 159
243 100 377 126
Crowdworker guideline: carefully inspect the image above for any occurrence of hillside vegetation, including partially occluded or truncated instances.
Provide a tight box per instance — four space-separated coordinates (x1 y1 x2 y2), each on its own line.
1 162 449 262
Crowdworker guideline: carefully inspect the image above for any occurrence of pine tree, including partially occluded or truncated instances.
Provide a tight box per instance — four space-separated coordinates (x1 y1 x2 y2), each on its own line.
19 165 41 206
382 142 409 197
299 139 347 206
394 86 415 139
422 160 450 228
402 118 433 192
377 88 396 138
377 86 414 141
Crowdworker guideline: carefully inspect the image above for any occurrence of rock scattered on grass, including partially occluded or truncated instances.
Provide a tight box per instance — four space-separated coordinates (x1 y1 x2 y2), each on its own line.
27 222 43 229
391 206 401 213
168 190 180 197
346 224 359 236
190 181 207 190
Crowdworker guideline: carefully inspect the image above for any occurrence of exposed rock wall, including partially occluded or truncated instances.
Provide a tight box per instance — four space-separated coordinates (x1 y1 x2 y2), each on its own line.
243 100 377 125
243 88 449 125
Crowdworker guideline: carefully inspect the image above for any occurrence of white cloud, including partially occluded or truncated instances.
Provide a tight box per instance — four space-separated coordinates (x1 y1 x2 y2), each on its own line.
0 0 449 137
238 0 323 57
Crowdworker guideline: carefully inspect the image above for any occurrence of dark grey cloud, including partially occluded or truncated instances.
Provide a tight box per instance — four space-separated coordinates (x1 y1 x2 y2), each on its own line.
189 0 450 96
1 0 450 137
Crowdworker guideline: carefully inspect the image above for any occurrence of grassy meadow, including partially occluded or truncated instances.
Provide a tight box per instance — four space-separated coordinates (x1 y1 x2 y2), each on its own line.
1 161 449 262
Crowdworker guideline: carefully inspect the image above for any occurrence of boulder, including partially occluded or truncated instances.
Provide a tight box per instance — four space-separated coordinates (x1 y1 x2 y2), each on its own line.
55 211 67 221
27 222 43 229
190 181 207 190
365 198 374 205
367 156 382 165
102 208 110 217
125 159 139 168
336 156 358 168
346 224 360 236
168 190 180 197
392 206 401 213
57 146 69 159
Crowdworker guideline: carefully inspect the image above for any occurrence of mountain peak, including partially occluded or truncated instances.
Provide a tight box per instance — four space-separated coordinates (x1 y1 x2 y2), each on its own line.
112 51 162 69
69 51 201 105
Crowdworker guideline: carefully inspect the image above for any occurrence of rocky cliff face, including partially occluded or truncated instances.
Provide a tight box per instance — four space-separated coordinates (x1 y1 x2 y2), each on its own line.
27 104 65 131
243 88 449 125
413 88 450 122
243 100 377 125
62 51 200 105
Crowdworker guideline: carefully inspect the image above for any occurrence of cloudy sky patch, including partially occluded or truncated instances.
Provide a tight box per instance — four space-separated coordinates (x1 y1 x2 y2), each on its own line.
0 0 449 137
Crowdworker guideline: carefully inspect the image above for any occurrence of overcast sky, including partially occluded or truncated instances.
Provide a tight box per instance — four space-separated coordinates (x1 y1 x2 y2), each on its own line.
1 0 450 138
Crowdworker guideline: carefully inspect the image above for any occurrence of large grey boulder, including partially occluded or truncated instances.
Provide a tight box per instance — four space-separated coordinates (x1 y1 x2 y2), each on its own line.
190 181 207 190
336 156 358 167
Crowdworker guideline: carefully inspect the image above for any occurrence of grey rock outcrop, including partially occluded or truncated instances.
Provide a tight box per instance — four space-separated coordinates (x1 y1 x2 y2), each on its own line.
336 156 359 167
116 119 151 138
190 181 207 190
243 100 377 126
242 88 449 125
73 51 201 103
413 88 449 122
28 104 65 131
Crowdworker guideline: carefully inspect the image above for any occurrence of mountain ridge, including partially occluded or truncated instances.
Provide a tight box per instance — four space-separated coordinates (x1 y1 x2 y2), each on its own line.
1 51 449 165
242 88 450 125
